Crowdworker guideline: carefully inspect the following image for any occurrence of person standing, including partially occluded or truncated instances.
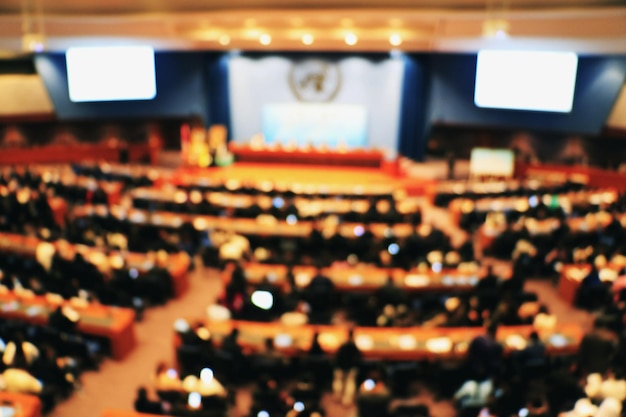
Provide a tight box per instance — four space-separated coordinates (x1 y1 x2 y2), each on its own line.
333 328 362 406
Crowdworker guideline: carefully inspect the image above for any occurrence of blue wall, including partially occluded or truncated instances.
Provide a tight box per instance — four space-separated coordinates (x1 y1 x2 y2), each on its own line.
34 51 210 121
32 50 626 160
427 53 626 136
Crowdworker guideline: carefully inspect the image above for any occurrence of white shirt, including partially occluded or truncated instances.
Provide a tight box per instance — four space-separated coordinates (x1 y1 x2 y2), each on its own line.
600 378 626 402
2 342 39 366
1 369 43 394
454 379 493 407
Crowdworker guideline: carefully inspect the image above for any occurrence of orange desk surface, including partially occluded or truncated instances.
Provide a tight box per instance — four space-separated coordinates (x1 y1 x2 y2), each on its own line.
225 262 483 293
75 205 420 240
448 189 617 227
0 392 42 417
0 232 190 298
479 213 626 251
131 187 423 217
0 289 136 360
179 320 583 361
102 410 164 417
228 143 384 168
172 169 395 198
0 143 156 166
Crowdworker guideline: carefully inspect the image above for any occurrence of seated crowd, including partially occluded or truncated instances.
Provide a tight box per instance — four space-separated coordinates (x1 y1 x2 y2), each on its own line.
3 162 626 417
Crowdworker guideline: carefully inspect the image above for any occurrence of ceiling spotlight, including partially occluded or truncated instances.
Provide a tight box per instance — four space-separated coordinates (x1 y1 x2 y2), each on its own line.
389 34 402 46
302 34 314 45
260 34 272 45
345 33 358 46
218 35 231 46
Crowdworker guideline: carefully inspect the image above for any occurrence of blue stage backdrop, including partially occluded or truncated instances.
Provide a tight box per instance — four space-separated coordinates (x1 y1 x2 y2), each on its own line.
227 54 404 157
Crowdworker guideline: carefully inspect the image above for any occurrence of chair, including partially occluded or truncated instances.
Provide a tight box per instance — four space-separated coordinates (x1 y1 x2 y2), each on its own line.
357 394 392 417
392 404 430 417
157 389 185 405
176 344 205 378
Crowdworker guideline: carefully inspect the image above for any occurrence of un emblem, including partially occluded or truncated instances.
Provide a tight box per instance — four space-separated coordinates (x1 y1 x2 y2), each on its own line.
288 59 342 103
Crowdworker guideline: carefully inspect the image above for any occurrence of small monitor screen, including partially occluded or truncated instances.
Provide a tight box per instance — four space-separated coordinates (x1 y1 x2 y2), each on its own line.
251 290 273 310
188 392 201 408
66 46 157 102
274 333 293 348
474 50 578 113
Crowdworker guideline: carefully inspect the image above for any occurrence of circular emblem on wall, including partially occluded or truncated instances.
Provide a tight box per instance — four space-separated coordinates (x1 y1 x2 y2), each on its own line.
288 59 342 102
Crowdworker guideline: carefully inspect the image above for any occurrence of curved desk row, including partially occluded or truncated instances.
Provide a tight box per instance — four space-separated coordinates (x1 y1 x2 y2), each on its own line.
74 205 426 240
0 143 158 166
0 232 190 298
478 213 626 251
130 187 422 218
224 262 486 293
178 319 583 361
0 289 136 360
172 172 395 199
449 188 616 226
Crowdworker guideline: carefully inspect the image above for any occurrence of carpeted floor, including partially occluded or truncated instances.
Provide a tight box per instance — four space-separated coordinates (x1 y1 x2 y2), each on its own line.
46 195 593 417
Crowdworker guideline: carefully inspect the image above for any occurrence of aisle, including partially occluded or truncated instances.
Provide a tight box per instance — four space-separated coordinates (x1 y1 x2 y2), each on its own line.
49 259 222 417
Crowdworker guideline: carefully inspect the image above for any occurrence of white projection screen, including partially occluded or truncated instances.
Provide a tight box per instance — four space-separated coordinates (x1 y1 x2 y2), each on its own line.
474 50 578 113
469 148 515 177
66 46 157 102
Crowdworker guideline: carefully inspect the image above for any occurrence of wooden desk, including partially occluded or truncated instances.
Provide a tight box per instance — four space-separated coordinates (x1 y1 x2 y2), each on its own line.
171 172 394 198
0 290 135 360
0 392 42 417
228 143 384 168
102 410 164 417
0 232 190 298
179 320 583 361
131 187 422 218
520 163 626 191
557 263 623 305
226 262 483 293
0 143 156 166
479 213 626 252
449 189 617 227
75 205 421 240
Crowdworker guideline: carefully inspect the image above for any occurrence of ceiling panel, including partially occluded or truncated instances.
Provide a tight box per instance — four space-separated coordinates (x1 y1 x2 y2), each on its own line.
0 0 624 14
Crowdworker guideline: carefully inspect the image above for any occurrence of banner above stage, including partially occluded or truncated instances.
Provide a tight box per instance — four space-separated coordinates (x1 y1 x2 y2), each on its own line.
262 103 368 149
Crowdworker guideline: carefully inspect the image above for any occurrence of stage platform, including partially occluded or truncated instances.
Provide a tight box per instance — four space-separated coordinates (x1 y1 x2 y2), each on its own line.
172 162 437 197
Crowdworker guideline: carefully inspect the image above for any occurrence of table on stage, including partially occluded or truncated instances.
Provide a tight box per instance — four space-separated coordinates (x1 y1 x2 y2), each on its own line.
0 232 190 298
224 262 484 293
228 143 385 168
178 319 583 361
0 289 136 360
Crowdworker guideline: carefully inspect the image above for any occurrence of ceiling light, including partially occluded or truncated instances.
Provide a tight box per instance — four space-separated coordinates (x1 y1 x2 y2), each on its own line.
345 33 358 46
260 34 272 45
389 34 402 46
218 35 230 46
302 34 314 45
